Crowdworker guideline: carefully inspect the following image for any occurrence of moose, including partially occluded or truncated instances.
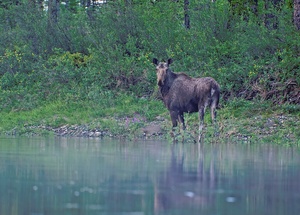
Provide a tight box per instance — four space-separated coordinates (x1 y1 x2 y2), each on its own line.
153 58 220 142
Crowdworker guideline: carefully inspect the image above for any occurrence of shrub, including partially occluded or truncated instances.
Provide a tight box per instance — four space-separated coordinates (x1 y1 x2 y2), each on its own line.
0 0 299 112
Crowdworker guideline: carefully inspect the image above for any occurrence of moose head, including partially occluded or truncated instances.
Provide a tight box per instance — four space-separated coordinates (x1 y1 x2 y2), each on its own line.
153 58 173 86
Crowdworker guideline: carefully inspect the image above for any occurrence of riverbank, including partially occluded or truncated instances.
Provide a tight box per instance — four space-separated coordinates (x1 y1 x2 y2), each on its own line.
1 98 299 145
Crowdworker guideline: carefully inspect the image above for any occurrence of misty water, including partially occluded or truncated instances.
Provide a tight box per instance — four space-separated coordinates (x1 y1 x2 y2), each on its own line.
0 137 300 215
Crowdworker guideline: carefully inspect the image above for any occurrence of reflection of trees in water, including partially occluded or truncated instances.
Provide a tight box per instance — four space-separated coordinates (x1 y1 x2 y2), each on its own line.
154 144 216 214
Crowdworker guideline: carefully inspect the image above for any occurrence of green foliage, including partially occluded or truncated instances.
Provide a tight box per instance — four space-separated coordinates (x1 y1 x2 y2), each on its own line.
0 0 299 112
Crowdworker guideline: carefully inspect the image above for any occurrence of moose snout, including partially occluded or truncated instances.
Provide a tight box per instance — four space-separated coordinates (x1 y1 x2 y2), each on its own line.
157 79 164 86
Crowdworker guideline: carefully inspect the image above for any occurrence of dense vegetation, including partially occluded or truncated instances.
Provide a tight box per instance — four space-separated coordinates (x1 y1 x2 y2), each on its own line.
0 0 299 141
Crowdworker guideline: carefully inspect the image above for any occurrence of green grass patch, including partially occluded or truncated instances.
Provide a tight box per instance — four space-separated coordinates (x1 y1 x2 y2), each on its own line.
217 99 300 145
0 94 166 137
0 96 299 146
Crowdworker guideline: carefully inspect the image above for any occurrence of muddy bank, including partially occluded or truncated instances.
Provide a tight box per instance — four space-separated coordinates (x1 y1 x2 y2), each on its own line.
51 122 165 138
3 114 300 145
5 117 168 139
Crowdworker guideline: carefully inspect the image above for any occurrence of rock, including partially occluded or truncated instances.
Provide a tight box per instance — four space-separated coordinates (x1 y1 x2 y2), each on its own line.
264 118 276 128
155 116 165 121
94 131 102 137
142 124 162 137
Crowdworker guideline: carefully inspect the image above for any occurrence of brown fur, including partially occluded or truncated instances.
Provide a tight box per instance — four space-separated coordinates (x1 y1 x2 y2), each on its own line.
153 58 220 142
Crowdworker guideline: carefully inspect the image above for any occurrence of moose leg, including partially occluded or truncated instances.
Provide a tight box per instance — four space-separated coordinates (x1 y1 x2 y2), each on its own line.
198 107 205 143
170 111 179 142
211 104 219 137
178 112 186 130
211 106 217 123
178 112 186 142
178 112 196 143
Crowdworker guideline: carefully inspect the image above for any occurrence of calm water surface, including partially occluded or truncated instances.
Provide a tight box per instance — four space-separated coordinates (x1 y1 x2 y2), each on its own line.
0 136 300 215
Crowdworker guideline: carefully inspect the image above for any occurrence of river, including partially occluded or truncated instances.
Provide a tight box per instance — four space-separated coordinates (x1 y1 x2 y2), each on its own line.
0 136 299 215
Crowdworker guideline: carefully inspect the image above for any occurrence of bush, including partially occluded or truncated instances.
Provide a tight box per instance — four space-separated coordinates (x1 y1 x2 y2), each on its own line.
0 0 299 112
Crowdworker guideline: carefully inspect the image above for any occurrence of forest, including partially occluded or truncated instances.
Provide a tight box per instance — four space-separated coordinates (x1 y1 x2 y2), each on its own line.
0 0 300 139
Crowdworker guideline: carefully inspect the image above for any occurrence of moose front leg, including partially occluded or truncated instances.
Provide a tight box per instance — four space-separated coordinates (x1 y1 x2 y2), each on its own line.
179 112 197 143
170 110 180 142
178 112 186 131
177 112 186 142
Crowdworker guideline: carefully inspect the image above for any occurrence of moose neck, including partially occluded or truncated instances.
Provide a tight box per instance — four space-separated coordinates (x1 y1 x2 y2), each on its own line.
159 69 177 97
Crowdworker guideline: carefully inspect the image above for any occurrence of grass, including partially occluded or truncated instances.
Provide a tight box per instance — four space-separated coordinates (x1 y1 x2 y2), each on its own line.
0 95 299 146
0 95 166 137
217 99 300 145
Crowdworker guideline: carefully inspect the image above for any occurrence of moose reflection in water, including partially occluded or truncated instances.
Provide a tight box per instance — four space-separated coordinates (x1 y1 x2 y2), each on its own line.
154 145 216 214
153 58 220 142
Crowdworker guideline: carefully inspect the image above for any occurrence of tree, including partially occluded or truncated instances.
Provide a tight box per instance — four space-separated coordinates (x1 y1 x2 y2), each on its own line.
48 0 60 24
294 0 300 29
184 0 190 29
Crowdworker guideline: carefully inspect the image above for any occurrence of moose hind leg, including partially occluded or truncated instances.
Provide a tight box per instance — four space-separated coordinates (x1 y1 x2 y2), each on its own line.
198 107 205 143
210 101 217 123
211 104 219 137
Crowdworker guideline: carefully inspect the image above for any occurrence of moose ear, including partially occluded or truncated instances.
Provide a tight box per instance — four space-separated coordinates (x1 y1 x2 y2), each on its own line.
153 58 159 65
167 58 173 65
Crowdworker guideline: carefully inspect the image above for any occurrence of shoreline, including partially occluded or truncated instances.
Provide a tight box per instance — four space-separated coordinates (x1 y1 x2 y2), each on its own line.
2 112 300 145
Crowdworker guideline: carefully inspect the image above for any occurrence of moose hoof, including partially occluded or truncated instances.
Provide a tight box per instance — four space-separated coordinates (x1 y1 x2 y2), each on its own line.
170 131 175 138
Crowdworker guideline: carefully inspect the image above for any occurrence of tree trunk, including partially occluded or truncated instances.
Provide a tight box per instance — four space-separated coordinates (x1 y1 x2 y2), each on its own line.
294 0 300 30
48 0 59 24
47 0 60 52
184 0 190 29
